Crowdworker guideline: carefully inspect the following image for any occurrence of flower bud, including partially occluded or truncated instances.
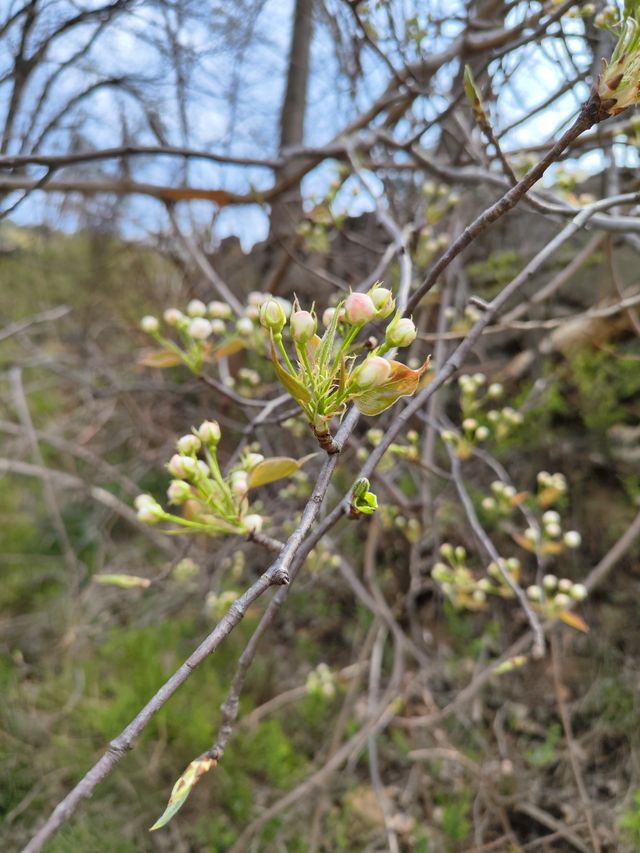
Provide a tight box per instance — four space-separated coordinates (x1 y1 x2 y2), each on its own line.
558 578 573 593
542 510 561 525
475 426 490 442
487 383 503 399
208 300 231 319
344 292 376 325
211 319 226 335
187 299 207 317
244 514 263 533
167 480 192 505
248 291 266 306
370 286 395 318
527 585 542 601
197 420 221 445
236 317 254 336
554 593 571 610
167 454 196 479
259 298 286 333
543 574 558 591
230 470 249 497
134 494 163 524
163 308 183 326
352 355 391 389
570 583 587 601
545 522 562 539
176 434 201 455
140 315 159 333
462 418 478 432
563 531 582 549
322 307 337 327
188 318 212 340
244 452 264 470
290 310 317 343
385 314 417 348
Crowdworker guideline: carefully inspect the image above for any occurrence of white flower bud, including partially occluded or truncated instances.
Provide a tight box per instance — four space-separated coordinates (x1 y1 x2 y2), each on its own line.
570 583 588 601
259 298 286 333
230 470 249 496
563 531 582 549
543 574 557 591
244 514 263 533
542 510 561 525
475 426 490 442
140 315 159 333
558 578 573 593
211 319 226 335
208 300 232 319
236 317 254 336
482 497 496 511
462 418 478 432
188 318 213 340
197 420 221 445
554 593 571 610
187 299 207 317
167 454 196 479
352 356 391 389
248 291 267 306
487 382 503 399
244 452 264 470
322 307 337 327
385 315 417 348
290 310 317 343
370 286 395 318
527 585 542 601
545 522 562 539
176 434 201 455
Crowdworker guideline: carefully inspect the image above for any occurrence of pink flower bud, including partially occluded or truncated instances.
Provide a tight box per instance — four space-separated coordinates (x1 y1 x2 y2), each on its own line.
370 287 395 318
290 310 317 343
188 318 212 340
259 298 286 333
163 308 183 326
344 292 376 325
385 315 417 348
353 356 391 389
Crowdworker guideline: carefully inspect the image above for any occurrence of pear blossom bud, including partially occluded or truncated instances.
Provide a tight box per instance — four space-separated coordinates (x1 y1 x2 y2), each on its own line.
167 480 192 505
236 317 254 336
259 298 286 333
462 418 478 432
542 510 561 525
208 300 231 319
211 319 226 335
290 310 317 343
244 452 264 470
352 356 391 389
134 494 163 524
482 497 496 511
248 291 267 306
344 292 376 325
176 434 201 455
140 315 159 333
554 593 571 610
527 585 542 601
230 470 249 497
506 558 520 573
543 574 558 591
197 420 221 445
188 318 212 340
244 514 263 533
570 583 587 601
322 307 337 327
196 460 210 477
487 383 503 399
385 315 417 348
558 578 573 593
187 299 207 317
245 305 260 320
475 426 490 442
163 308 183 326
167 454 196 479
370 286 395 318
455 545 466 562
545 522 562 539
564 531 582 549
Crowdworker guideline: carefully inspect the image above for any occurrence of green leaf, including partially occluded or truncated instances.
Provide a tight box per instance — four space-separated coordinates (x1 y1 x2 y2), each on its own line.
353 357 430 416
315 299 341 375
270 336 311 405
248 453 315 489
352 490 378 515
139 348 183 368
150 754 216 831
93 574 151 589
492 655 528 676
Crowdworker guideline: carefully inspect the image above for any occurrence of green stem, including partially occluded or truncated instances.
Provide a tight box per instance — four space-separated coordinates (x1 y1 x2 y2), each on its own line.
274 333 297 377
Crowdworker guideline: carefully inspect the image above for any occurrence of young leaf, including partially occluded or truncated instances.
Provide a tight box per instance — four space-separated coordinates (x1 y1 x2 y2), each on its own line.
492 655 528 676
150 754 216 831
559 610 589 633
353 358 430 416
139 349 183 368
94 574 151 589
248 453 315 489
211 338 245 361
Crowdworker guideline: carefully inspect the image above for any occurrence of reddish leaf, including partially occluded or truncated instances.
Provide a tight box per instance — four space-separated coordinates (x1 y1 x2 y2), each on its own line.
211 338 245 361
559 610 589 633
353 358 430 416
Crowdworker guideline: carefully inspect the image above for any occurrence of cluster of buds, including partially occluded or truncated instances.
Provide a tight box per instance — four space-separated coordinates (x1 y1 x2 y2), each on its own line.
432 544 520 611
481 480 520 517
134 420 268 538
422 181 459 226
378 504 421 543
526 575 588 626
259 285 428 451
536 470 568 507
357 428 419 467
519 509 581 557
306 662 336 700
442 374 523 459
595 5 619 29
